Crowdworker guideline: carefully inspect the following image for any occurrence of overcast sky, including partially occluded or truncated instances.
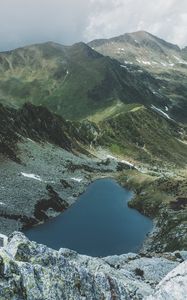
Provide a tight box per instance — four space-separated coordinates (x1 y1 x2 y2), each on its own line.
0 0 187 51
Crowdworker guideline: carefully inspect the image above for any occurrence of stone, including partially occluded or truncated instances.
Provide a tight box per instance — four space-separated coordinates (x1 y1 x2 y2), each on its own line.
146 260 187 300
0 232 186 300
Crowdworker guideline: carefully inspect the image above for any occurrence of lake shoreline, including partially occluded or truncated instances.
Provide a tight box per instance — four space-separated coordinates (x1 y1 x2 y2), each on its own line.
25 178 153 257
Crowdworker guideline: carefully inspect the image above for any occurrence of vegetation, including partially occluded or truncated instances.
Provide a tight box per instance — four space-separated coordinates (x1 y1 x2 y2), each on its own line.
118 169 187 251
89 31 187 124
97 106 187 166
0 38 187 253
0 42 169 120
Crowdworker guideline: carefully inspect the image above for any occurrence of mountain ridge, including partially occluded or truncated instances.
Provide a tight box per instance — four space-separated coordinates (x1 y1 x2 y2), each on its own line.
0 29 187 277
89 30 182 51
0 39 170 120
88 30 187 123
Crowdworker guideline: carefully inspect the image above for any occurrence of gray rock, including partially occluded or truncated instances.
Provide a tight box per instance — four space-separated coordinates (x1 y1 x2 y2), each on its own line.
146 260 187 300
0 139 124 234
0 232 186 300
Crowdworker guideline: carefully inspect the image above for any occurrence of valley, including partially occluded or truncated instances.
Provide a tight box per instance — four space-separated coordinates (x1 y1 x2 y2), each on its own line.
0 100 186 254
0 30 187 299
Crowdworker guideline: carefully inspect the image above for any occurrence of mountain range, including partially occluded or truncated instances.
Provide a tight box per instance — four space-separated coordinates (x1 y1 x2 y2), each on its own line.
0 31 187 265
1 31 187 123
89 31 187 123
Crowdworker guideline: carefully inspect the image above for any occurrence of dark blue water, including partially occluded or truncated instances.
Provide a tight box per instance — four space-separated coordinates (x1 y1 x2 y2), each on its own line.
25 179 153 257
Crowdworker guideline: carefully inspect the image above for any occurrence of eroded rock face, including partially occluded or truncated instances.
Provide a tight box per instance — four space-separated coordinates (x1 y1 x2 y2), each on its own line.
146 260 187 300
0 232 186 300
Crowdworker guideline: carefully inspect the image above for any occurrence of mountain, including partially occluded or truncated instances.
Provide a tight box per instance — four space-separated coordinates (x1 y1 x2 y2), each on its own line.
0 102 90 162
1 34 187 122
89 31 182 67
89 31 187 123
0 102 124 234
1 100 187 166
0 40 171 120
96 105 187 166
0 32 187 282
0 100 186 252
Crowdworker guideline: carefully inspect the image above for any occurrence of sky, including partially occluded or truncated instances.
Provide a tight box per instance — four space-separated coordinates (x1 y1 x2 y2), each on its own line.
0 0 187 51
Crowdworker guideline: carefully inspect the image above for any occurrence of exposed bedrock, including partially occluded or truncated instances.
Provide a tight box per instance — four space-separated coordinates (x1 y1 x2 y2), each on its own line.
0 232 186 300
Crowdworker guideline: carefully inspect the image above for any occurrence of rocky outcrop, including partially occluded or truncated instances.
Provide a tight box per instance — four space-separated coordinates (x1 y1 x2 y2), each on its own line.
0 232 186 300
0 102 93 160
147 260 187 299
0 101 135 235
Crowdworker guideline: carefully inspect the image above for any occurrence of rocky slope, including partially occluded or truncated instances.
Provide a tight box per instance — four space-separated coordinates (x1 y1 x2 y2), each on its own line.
0 102 134 235
118 169 187 253
0 34 187 299
89 31 184 69
0 101 187 251
89 31 187 123
0 232 186 300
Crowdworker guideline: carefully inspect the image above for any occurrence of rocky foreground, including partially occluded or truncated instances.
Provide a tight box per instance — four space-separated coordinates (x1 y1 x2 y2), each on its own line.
0 232 186 300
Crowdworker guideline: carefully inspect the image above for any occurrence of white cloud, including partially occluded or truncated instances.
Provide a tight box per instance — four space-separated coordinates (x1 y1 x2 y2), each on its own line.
84 0 187 47
0 0 187 51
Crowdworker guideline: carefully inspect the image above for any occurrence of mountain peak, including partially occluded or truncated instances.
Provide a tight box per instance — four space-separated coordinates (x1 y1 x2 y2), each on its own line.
130 30 152 36
128 30 154 41
89 30 180 52
116 31 180 50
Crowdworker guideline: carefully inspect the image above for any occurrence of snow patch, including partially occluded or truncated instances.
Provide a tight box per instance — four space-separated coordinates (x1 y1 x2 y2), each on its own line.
173 55 187 65
121 160 134 168
160 62 175 67
161 62 167 67
71 177 83 183
136 59 175 68
21 172 42 182
151 105 173 121
124 60 133 65
142 60 151 65
120 64 128 70
27 138 35 143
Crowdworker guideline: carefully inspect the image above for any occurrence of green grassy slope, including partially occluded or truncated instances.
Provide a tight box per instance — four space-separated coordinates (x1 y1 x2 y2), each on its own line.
0 42 169 120
97 106 187 165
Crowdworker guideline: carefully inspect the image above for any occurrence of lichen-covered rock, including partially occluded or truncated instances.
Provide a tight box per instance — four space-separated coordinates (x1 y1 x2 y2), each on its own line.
0 232 186 300
146 260 187 300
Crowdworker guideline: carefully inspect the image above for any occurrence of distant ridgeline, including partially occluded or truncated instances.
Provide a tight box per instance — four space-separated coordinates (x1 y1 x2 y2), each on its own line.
0 31 187 122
